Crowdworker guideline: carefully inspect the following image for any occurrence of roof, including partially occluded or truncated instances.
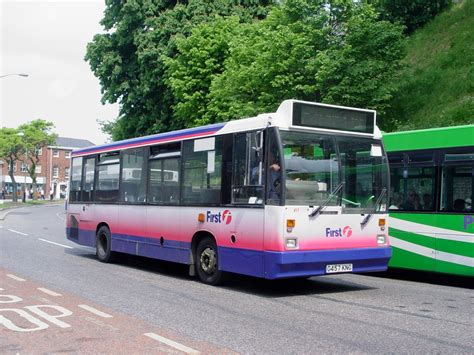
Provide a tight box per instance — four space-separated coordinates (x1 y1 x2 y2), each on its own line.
383 125 474 152
72 100 382 157
53 137 95 149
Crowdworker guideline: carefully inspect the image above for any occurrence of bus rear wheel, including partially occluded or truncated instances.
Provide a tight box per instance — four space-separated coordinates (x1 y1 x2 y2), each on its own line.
196 237 224 285
96 226 115 263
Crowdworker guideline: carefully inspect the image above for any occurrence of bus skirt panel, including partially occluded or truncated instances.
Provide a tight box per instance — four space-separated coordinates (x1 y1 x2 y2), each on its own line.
66 227 96 247
111 234 190 264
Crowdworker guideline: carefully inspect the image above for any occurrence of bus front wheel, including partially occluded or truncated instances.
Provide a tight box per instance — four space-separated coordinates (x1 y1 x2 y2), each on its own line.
196 237 224 285
96 226 115 263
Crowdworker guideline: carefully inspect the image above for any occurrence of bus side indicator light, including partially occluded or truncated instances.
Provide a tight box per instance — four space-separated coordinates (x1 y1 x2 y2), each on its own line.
198 213 205 223
287 219 296 228
378 218 386 227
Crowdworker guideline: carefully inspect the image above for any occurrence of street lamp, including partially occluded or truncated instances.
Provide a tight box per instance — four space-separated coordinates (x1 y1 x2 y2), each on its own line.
4 74 29 202
0 73 29 78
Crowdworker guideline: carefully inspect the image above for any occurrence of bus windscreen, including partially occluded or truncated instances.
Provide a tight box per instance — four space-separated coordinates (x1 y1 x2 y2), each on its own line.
292 102 374 134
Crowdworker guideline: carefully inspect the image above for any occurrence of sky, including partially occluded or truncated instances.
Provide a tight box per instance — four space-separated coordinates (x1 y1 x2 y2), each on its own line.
1 0 119 145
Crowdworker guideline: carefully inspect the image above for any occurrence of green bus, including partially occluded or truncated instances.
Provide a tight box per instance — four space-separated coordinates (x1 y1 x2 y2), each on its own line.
384 125 473 277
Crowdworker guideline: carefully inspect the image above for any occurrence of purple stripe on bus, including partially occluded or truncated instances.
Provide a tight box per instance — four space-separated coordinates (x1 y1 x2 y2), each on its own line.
72 123 226 157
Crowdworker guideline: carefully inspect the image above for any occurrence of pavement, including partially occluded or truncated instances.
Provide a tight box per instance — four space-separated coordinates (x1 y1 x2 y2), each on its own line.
0 200 63 220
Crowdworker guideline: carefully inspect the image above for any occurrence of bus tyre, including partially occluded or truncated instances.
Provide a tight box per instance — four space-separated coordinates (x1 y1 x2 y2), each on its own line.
196 237 224 285
96 226 115 263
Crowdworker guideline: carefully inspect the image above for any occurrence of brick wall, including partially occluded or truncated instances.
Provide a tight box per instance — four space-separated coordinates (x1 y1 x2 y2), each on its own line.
0 146 72 198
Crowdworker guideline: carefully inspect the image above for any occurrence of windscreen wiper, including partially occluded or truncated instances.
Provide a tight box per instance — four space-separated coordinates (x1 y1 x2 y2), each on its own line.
360 187 387 227
309 181 345 217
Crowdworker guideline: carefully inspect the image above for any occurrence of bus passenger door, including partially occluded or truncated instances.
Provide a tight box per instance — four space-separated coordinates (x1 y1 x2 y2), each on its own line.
218 131 266 278
77 157 96 246
436 156 474 276
145 154 184 263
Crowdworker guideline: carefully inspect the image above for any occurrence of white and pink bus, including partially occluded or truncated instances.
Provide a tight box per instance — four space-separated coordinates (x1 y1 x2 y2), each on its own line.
66 100 391 284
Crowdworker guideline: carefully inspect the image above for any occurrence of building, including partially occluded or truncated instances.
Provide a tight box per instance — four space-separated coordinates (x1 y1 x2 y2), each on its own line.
0 137 94 199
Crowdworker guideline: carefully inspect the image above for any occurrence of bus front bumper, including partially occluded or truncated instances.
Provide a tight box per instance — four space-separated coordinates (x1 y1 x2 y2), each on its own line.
264 246 392 279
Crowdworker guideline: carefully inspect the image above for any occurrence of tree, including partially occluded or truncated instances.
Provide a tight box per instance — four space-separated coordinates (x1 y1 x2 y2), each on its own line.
0 128 24 202
163 16 243 127
85 0 273 141
372 0 451 34
314 5 405 117
166 0 404 125
18 120 56 200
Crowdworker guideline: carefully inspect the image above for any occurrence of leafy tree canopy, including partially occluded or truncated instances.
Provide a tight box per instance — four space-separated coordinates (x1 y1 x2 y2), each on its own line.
165 0 405 126
18 119 56 198
371 0 452 34
85 0 273 141
0 127 25 202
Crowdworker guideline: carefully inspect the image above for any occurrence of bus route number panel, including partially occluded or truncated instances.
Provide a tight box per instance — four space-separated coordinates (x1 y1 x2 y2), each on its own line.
325 263 353 274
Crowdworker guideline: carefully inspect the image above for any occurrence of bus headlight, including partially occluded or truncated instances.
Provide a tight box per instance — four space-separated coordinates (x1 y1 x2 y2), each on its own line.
377 235 387 245
285 238 298 249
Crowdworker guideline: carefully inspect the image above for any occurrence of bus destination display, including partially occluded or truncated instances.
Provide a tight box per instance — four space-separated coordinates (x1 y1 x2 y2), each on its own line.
292 102 375 134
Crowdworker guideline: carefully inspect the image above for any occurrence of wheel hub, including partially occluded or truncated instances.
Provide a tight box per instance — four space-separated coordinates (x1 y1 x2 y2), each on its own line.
200 247 216 274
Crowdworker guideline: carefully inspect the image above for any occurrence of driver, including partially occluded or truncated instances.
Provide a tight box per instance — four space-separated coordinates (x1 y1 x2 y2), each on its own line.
268 151 281 200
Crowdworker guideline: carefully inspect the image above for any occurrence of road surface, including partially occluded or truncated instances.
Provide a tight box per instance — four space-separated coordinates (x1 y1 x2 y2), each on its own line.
1 204 472 353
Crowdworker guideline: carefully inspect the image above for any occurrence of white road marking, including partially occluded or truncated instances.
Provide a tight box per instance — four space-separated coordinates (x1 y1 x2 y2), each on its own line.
56 212 66 222
144 332 201 354
6 274 26 282
37 288 62 297
38 238 74 249
7 229 28 236
0 225 3 228
78 305 113 318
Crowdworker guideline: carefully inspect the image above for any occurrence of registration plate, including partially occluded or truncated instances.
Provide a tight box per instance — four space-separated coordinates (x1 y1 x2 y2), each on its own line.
325 263 353 274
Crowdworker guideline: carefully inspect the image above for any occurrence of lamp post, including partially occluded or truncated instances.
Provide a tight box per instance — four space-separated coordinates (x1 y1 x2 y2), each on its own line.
3 73 29 202
0 73 29 78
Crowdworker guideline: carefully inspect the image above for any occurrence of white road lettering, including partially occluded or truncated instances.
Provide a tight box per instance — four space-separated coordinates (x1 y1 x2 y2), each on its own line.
6 274 26 282
0 308 49 332
0 294 23 304
7 229 28 236
144 332 201 354
38 238 74 249
37 287 62 297
26 305 72 329
78 304 113 318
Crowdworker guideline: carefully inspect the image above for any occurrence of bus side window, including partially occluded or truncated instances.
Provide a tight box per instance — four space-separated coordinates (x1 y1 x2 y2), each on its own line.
69 157 83 202
388 151 436 212
232 131 264 205
95 152 120 203
82 157 95 202
440 151 473 212
182 137 223 205
148 158 180 205
121 148 147 204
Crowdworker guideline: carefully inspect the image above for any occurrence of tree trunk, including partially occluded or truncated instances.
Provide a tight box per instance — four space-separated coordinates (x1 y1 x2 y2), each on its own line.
32 180 38 200
8 160 18 203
